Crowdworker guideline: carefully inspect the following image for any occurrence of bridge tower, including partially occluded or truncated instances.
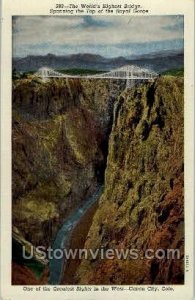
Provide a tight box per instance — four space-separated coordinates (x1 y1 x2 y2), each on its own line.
40 67 49 82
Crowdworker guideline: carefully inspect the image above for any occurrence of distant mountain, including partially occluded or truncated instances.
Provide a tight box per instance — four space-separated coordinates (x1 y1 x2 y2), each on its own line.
126 49 183 60
127 50 184 73
13 51 184 73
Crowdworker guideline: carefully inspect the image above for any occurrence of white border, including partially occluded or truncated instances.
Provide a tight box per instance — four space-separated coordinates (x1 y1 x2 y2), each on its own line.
0 0 194 299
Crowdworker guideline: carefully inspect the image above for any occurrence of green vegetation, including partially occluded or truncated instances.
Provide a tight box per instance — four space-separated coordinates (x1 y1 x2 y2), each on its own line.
12 69 34 80
162 68 184 77
12 238 45 279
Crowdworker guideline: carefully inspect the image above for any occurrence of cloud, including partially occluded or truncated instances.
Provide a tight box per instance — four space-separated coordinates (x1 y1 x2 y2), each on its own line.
12 15 184 57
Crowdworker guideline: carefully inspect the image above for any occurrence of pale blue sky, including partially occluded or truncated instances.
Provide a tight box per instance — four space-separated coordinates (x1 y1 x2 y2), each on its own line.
13 15 184 58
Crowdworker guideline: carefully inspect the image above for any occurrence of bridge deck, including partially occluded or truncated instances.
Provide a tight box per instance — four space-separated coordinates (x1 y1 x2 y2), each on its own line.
39 75 155 79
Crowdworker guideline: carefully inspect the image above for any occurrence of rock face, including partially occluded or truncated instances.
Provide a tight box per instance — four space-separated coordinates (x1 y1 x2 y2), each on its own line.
12 78 119 249
12 75 184 285
76 76 184 284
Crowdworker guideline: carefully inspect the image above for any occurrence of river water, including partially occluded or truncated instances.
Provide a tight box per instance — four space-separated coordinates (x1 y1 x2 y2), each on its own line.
49 185 103 284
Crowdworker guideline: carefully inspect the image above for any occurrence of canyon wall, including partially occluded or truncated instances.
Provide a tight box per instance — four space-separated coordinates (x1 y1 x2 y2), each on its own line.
12 78 120 249
76 76 184 284
12 77 123 284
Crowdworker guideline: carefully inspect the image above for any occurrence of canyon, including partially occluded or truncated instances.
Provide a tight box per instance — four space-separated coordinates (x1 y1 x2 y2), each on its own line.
12 74 184 284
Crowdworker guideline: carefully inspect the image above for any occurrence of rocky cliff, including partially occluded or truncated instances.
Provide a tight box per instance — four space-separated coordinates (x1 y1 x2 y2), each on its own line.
12 77 124 283
76 76 184 284
13 77 120 245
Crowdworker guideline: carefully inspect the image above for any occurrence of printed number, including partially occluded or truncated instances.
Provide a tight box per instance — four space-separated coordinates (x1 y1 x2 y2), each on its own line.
56 4 64 8
186 254 190 272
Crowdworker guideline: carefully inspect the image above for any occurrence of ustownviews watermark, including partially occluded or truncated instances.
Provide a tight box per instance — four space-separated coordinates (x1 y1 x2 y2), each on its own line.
22 246 181 261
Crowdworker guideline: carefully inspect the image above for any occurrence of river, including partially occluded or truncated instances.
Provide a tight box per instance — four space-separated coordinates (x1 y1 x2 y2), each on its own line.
48 185 103 284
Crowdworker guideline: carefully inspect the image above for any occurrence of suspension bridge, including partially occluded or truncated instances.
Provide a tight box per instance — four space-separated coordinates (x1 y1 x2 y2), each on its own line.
34 65 158 88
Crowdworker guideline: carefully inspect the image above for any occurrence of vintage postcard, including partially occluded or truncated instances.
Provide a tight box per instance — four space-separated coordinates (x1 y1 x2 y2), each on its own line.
0 0 194 299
